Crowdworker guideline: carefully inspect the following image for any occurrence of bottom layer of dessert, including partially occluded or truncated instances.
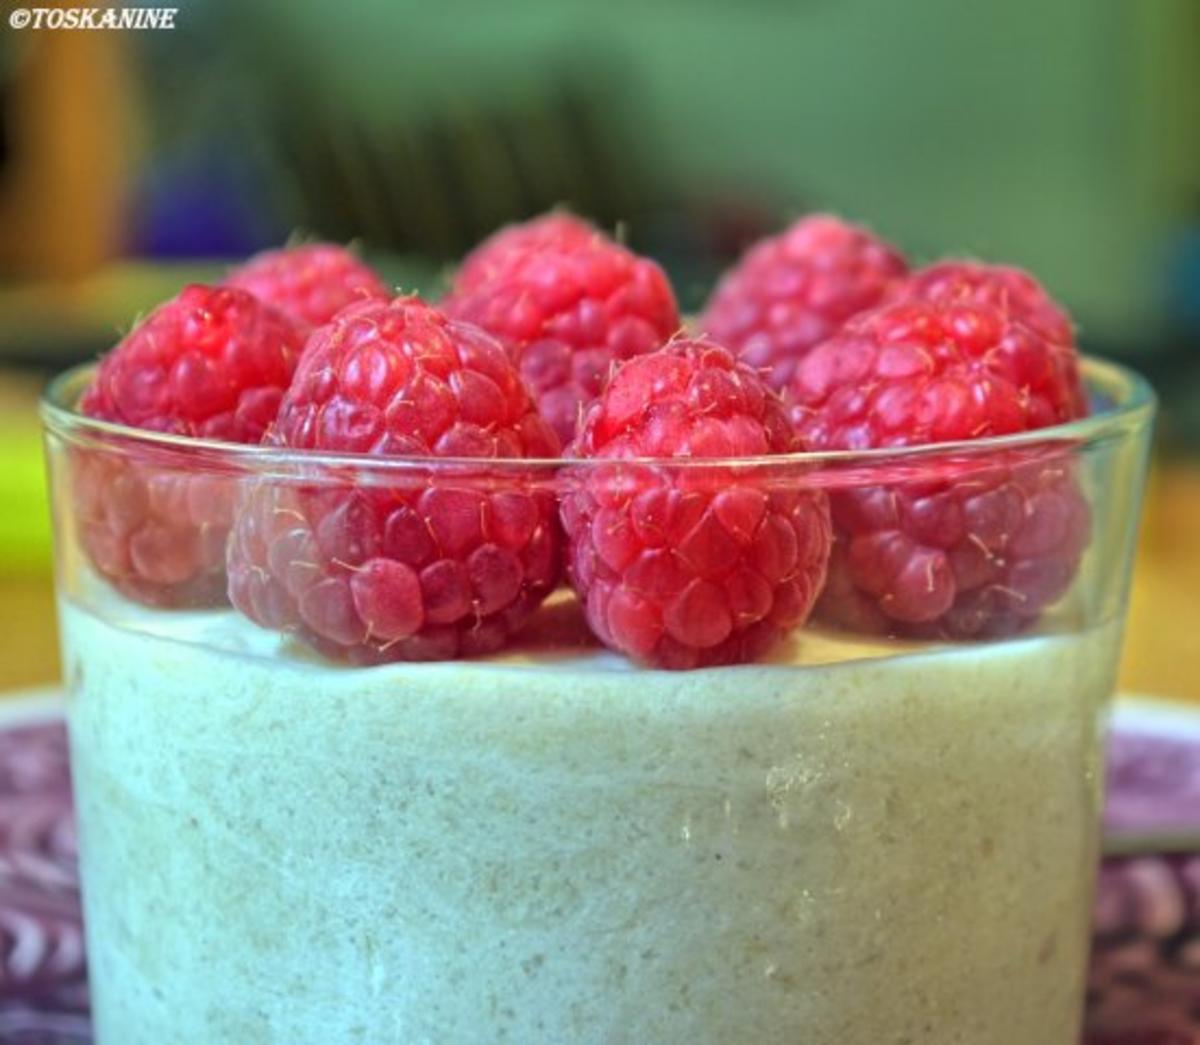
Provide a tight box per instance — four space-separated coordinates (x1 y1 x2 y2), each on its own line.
60 592 1119 1045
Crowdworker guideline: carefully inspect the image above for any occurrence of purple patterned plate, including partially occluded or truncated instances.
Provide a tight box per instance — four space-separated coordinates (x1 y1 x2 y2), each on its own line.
0 692 1195 1043
1089 702 1200 1044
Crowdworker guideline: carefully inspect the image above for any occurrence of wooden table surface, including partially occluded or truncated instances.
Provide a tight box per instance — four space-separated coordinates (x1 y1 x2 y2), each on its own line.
1118 462 1200 702
1 375 1197 702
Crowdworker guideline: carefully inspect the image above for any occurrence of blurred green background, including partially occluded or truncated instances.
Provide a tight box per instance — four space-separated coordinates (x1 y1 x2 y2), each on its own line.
0 0 1197 693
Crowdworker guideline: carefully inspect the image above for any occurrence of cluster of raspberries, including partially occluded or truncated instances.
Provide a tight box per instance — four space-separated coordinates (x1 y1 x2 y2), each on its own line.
74 213 1089 668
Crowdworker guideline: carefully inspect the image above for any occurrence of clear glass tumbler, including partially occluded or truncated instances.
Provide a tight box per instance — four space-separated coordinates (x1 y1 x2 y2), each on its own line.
41 356 1154 1044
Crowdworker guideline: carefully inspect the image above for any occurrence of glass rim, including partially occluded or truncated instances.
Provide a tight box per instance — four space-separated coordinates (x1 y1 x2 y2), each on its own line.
40 356 1156 476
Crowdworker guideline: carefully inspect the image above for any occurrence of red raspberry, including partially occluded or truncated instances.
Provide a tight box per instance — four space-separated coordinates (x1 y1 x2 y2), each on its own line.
700 214 907 393
562 337 831 669
904 260 1073 344
227 296 562 662
225 243 389 331
76 284 305 606
445 222 680 446
81 284 302 441
454 212 598 295
902 259 1086 415
789 297 1090 638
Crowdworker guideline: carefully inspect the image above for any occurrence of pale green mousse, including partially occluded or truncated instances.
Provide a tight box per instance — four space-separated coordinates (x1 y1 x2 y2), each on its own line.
60 591 1117 1044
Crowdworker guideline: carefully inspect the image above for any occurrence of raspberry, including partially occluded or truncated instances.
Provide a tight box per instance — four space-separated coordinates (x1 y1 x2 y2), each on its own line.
225 243 390 331
454 212 598 295
904 260 1073 345
227 296 562 662
445 221 680 446
901 259 1086 415
77 284 305 606
700 214 907 392
789 297 1090 638
562 337 831 669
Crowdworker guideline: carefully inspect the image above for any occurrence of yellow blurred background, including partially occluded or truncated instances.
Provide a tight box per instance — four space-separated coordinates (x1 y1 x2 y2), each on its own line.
0 1 1197 697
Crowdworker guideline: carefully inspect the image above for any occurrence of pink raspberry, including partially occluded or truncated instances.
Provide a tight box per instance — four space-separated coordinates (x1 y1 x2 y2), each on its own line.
81 284 302 441
700 214 907 392
445 219 680 446
789 296 1090 638
562 337 831 669
903 260 1074 344
454 212 598 295
225 243 389 331
77 284 305 606
901 259 1086 416
227 296 562 662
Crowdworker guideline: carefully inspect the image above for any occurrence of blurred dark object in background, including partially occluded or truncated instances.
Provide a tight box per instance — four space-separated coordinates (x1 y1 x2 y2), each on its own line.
1154 207 1200 448
270 68 661 262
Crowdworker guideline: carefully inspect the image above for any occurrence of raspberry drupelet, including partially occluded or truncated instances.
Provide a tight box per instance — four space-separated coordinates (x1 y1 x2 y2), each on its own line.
789 295 1090 638
77 284 306 606
445 215 680 446
561 337 832 669
226 295 562 663
700 214 908 393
